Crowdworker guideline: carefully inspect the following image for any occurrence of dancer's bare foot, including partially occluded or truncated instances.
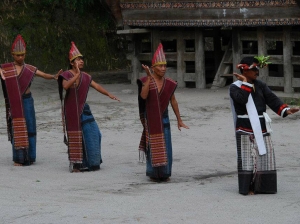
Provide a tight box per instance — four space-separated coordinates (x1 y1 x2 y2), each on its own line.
14 162 23 166
248 191 255 195
72 169 80 173
70 163 82 173
161 178 170 182
149 177 159 182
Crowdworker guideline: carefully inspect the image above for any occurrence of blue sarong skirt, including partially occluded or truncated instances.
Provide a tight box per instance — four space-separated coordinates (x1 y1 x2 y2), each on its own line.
81 104 102 170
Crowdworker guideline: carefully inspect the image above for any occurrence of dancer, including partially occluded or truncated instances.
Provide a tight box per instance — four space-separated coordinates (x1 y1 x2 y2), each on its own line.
0 34 62 166
137 43 189 182
229 56 299 195
58 42 120 172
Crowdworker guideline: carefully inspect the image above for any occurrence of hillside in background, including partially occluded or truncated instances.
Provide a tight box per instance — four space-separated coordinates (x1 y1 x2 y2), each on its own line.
0 0 129 73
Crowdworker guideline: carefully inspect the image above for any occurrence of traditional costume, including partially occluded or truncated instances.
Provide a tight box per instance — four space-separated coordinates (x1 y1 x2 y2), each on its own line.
137 43 177 180
229 57 290 195
58 42 102 172
1 35 37 165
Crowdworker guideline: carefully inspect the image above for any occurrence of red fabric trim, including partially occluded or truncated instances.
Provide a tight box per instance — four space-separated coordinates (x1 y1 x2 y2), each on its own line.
241 84 252 93
236 127 267 133
12 118 29 149
277 104 288 115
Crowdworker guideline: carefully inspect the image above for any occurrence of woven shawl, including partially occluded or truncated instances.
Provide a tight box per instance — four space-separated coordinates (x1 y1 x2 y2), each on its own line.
58 71 91 163
1 63 36 149
137 76 177 167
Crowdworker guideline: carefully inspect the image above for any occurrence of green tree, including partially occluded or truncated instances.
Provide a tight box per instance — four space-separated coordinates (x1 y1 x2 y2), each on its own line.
0 0 128 72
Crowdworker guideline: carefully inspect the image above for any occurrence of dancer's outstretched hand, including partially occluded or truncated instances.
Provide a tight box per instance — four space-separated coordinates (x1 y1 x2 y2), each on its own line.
54 69 63 80
108 93 120 102
287 108 299 115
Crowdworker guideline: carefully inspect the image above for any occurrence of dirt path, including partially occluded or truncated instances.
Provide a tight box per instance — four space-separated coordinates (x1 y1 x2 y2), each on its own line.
0 77 300 224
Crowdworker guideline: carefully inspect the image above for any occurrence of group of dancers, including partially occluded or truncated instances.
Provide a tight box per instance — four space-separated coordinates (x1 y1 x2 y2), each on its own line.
1 35 299 195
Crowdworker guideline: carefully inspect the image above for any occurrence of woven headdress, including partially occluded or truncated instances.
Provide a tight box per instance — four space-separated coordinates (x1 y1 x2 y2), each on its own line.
152 43 166 66
11 35 26 54
69 41 83 62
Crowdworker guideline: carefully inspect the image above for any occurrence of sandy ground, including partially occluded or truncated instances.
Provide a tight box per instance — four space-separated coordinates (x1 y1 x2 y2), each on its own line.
0 76 300 224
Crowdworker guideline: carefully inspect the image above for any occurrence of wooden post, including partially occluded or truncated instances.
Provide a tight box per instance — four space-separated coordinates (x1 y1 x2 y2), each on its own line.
130 35 141 84
176 29 185 87
232 28 242 79
283 26 293 93
131 57 141 84
257 27 269 83
195 28 206 89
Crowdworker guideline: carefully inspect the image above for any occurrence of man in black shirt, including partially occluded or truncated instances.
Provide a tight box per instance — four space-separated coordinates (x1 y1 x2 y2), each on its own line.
229 56 299 195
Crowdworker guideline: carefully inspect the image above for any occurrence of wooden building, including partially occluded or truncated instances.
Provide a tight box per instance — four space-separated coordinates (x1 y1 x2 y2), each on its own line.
103 0 300 93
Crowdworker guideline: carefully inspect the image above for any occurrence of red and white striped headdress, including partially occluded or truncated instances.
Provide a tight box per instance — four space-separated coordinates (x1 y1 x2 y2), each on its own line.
69 41 83 62
11 35 26 54
152 43 167 66
236 63 259 70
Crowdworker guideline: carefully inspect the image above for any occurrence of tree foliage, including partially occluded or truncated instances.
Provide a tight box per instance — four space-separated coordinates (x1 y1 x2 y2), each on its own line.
0 0 128 72
42 0 95 14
